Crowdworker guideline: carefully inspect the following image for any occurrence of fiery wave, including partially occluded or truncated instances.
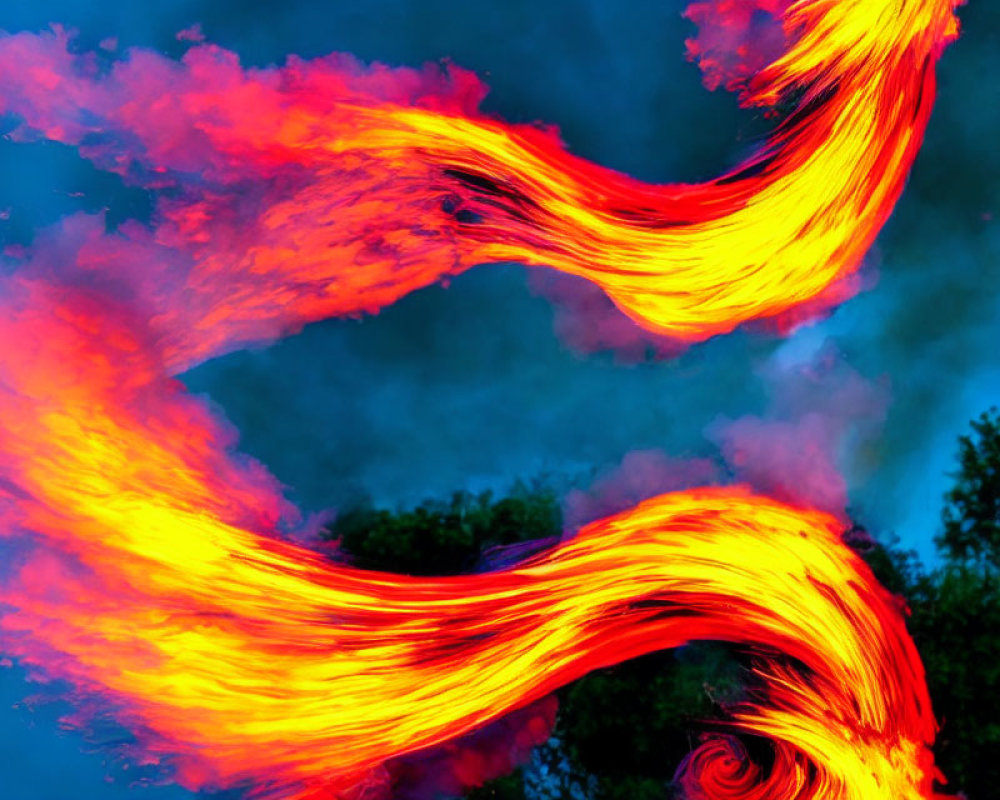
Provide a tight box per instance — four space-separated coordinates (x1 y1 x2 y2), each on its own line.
0 1 960 799
0 0 960 368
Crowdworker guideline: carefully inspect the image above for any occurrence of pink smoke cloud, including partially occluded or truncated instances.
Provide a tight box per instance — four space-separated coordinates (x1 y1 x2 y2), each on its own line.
387 695 557 800
706 339 890 518
0 28 499 370
684 0 792 95
527 269 688 363
176 24 205 44
0 26 488 184
563 449 722 531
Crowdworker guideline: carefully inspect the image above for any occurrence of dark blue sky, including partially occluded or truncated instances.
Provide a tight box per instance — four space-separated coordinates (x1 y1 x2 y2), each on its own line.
1 1 997 798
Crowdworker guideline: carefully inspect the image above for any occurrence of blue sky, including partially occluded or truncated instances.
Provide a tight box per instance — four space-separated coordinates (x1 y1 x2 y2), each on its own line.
1 1 998 798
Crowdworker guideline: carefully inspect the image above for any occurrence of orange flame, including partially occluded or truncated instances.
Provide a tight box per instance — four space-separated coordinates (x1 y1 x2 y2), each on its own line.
0 0 962 798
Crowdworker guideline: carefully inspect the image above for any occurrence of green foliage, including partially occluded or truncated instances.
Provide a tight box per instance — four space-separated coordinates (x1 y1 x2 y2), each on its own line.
907 566 1000 798
939 407 1000 572
857 408 1000 800
325 480 561 576
893 407 1000 797
856 532 927 600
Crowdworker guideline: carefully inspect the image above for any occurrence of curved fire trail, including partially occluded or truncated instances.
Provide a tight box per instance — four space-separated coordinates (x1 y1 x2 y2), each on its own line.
0 0 961 368
0 1 960 799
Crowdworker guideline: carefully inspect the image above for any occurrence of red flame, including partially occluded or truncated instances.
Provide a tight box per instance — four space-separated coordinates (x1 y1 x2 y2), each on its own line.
0 1 962 798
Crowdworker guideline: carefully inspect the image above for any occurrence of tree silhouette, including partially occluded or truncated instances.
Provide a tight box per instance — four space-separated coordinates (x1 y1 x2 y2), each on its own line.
939 407 1000 573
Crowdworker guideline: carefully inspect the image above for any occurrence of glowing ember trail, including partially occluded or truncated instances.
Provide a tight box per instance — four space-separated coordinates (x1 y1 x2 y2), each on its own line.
0 1 960 799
